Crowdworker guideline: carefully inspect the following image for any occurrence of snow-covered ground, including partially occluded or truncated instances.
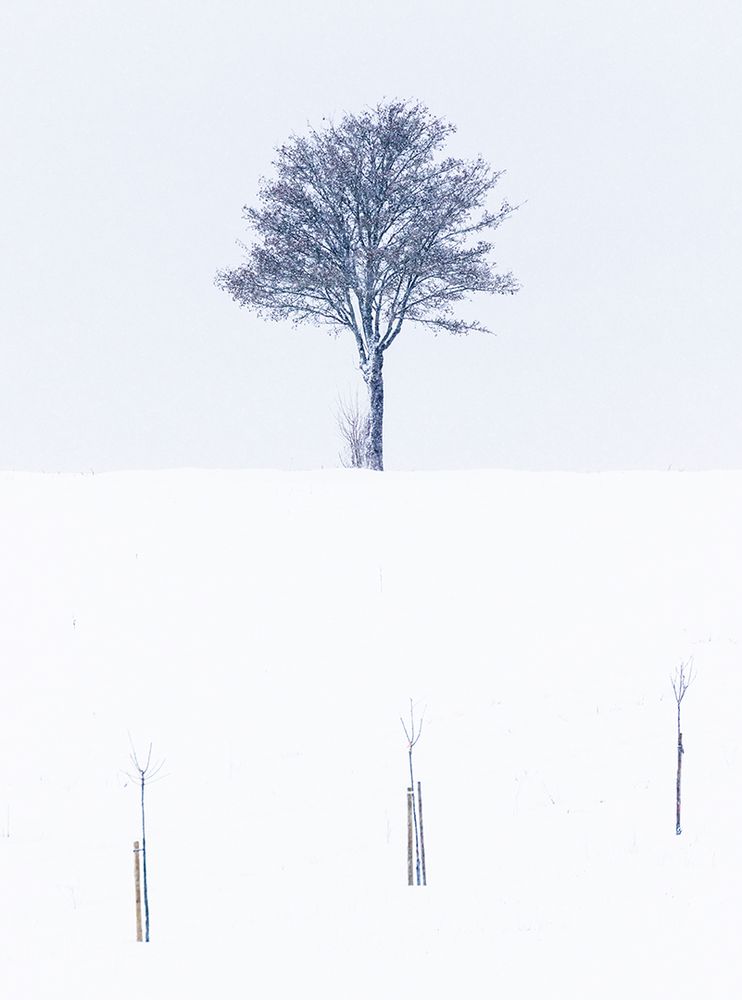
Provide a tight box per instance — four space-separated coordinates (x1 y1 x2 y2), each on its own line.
2 470 742 998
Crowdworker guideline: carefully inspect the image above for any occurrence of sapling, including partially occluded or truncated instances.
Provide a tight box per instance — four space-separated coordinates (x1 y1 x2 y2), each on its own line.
126 741 164 941
401 700 426 885
671 659 694 835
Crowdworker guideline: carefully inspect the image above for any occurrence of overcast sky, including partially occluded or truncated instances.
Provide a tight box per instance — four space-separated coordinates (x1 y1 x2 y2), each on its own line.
2 0 740 471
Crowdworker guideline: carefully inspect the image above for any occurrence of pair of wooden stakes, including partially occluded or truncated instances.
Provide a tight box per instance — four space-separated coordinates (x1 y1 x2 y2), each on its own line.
406 781 427 886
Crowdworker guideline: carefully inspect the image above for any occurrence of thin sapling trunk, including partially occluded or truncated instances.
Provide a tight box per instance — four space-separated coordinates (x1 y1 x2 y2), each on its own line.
671 660 693 836
126 741 164 942
408 747 421 885
140 771 150 941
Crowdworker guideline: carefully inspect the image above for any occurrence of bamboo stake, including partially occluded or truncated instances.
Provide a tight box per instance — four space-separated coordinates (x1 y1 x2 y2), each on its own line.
134 841 143 942
407 788 414 886
408 749 421 884
417 781 427 886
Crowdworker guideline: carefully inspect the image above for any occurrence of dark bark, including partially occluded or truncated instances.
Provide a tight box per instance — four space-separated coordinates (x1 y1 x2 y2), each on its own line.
362 352 384 471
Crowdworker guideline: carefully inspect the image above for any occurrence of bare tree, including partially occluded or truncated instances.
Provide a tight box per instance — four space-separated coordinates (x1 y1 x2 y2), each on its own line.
126 740 164 942
401 699 426 885
217 100 519 470
336 392 371 468
671 659 694 835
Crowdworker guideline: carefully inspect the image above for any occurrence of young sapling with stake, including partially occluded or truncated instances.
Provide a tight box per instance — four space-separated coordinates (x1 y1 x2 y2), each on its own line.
125 740 165 942
671 659 694 836
401 699 427 886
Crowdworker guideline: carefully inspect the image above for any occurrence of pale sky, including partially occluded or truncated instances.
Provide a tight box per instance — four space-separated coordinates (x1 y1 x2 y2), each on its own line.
2 0 740 471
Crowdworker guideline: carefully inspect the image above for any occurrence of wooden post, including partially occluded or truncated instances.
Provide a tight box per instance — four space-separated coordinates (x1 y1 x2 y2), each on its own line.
417 781 427 886
134 840 143 942
407 788 414 885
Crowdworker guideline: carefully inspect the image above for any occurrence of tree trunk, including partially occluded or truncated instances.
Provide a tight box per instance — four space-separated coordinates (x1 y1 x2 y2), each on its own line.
362 352 384 471
141 776 150 942
676 731 684 835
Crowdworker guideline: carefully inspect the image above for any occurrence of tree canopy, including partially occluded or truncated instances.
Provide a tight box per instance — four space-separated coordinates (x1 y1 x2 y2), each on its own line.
217 100 519 469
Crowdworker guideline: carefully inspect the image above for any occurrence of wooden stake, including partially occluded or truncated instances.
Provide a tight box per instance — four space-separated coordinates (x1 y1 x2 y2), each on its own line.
407 788 414 886
417 781 427 886
134 840 143 942
408 749 421 885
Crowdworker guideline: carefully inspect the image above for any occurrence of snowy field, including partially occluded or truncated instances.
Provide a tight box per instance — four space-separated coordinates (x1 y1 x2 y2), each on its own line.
2 470 742 998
